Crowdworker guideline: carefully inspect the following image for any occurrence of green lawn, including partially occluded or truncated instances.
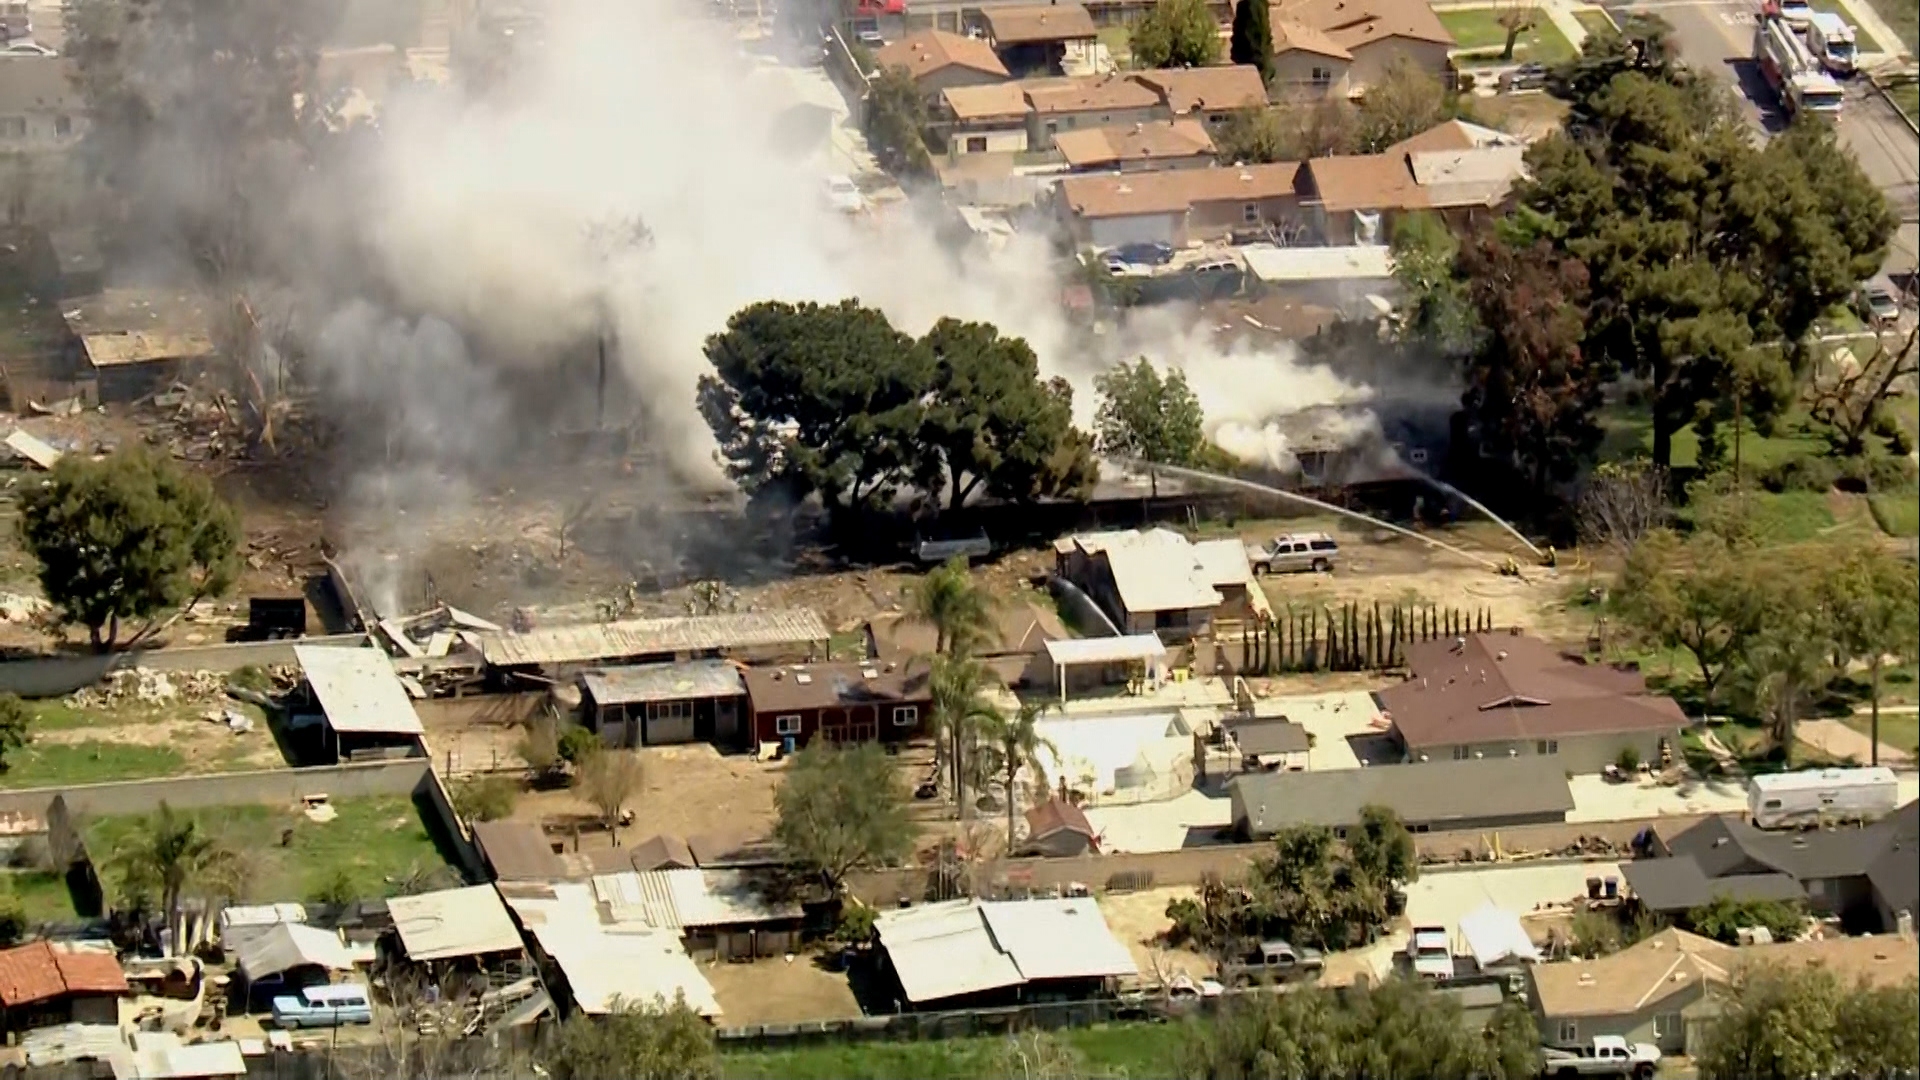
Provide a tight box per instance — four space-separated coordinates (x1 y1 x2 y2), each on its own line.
1869 492 1920 537
1807 0 1888 51
1885 76 1919 127
1847 711 1920 755
0 742 195 789
722 1023 1178 1080
84 795 463 907
1573 8 1617 37
1597 402 1842 473
1097 25 1133 66
1740 491 1839 544
2 869 81 926
1441 8 1578 64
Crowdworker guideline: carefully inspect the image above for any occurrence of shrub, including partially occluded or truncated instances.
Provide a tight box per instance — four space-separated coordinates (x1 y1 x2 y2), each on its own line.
558 726 602 766
228 665 273 694
1688 896 1807 944
0 888 25 946
1615 745 1641 772
1840 453 1916 495
835 903 877 945
1759 455 1840 494
308 868 357 908
453 776 519 823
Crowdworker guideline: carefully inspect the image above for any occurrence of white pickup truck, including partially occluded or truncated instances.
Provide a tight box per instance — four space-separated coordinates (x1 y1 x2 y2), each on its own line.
1538 1036 1661 1078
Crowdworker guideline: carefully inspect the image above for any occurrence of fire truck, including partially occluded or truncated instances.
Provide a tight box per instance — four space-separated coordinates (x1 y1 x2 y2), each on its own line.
1753 8 1844 117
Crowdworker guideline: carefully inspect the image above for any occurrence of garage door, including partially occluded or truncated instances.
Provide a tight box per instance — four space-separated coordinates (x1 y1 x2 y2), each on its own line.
1089 213 1180 250
644 702 696 745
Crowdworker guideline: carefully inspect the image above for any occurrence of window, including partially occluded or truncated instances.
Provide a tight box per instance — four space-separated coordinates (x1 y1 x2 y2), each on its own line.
1452 745 1471 761
774 714 802 736
1242 202 1259 224
53 115 70 137
965 136 986 153
1557 1020 1578 1044
648 700 692 722
1654 1012 1682 1040
0 117 23 139
1208 112 1226 124
893 706 920 727
1536 739 1559 755
1310 67 1332 88
1807 877 1827 898
1046 121 1059 137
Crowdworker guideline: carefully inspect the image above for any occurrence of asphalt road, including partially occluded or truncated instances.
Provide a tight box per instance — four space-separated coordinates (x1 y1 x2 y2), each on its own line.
1608 0 1920 277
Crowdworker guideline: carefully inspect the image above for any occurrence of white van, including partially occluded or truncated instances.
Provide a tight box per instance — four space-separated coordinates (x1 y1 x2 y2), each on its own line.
1748 766 1899 829
1807 12 1857 75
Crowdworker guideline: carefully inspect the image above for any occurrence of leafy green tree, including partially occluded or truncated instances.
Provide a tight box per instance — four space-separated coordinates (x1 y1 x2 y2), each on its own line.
0 695 29 775
929 654 999 821
1455 233 1607 495
917 318 1096 509
1345 804 1417 891
1820 540 1920 765
1130 0 1223 69
1215 100 1354 164
541 996 720 1080
19 449 241 652
1692 963 1920 1080
910 557 997 659
0 887 25 946
1687 896 1807 944
1390 211 1476 356
983 700 1056 847
774 741 917 890
1094 358 1207 468
1352 58 1450 153
105 803 244 938
451 776 518 823
1229 0 1273 82
698 299 930 511
864 65 933 179
558 726 601 766
1733 570 1836 756
1612 508 1774 708
1831 975 1920 1080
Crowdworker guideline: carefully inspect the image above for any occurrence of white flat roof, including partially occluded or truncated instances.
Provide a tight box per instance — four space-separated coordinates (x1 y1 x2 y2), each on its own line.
387 886 524 961
1240 243 1394 283
501 881 721 1018
1045 634 1168 666
592 868 802 930
294 645 425 736
875 897 1137 1005
1456 902 1540 968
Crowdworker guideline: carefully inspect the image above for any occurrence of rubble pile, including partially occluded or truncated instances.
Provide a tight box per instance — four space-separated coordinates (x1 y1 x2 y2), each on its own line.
374 603 500 661
67 668 231 709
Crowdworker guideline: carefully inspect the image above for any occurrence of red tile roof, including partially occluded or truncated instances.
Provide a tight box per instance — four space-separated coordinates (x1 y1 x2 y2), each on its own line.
1378 632 1688 750
0 942 128 1007
1026 798 1098 842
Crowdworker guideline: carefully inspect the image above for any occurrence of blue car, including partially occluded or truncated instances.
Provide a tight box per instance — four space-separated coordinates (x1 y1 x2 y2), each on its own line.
271 983 374 1030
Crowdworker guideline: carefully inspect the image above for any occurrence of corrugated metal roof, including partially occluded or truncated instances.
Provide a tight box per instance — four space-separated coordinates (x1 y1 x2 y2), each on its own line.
591 868 801 929
1044 634 1167 666
499 882 721 1018
484 610 829 668
117 1034 247 1080
874 898 1137 1005
581 660 746 706
232 922 357 981
387 886 524 961
980 899 1137 982
294 645 425 736
79 331 216 368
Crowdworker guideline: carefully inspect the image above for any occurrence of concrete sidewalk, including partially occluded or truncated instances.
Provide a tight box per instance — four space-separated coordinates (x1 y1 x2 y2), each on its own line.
1799 717 1916 767
1831 0 1911 62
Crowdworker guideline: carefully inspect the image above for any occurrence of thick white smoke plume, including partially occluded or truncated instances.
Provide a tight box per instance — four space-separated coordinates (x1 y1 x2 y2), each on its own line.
310 0 1367 484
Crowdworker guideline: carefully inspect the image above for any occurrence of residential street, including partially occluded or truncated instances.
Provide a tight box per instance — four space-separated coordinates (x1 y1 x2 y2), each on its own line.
1604 0 1920 275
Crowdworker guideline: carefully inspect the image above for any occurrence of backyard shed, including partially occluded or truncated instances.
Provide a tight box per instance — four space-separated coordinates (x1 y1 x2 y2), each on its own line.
293 645 426 762
578 659 746 748
387 886 525 963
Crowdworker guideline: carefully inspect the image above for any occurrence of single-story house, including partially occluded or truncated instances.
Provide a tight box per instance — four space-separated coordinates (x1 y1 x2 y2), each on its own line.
577 659 747 748
1266 0 1454 100
1053 528 1268 641
741 660 931 748
0 942 127 1034
628 834 699 872
593 868 805 961
385 885 527 967
291 644 426 763
1529 928 1920 1058
874 897 1136 1009
1301 142 1527 244
1129 65 1269 132
1227 755 1574 839
865 599 1068 689
1222 715 1311 772
1054 162 1305 248
940 82 1031 155
1023 74 1168 149
874 30 1012 99
1021 798 1100 857
59 288 217 403
1377 632 1687 775
498 881 721 1021
1054 118 1216 173
978 3 1098 76
483 610 828 678
1625 802 1918 932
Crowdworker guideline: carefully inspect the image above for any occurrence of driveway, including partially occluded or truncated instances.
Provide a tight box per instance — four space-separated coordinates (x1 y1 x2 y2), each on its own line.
1403 861 1624 933
1798 717 1916 766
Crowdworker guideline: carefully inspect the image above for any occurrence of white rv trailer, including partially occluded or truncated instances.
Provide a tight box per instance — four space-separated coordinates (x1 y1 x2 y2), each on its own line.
1748 766 1899 829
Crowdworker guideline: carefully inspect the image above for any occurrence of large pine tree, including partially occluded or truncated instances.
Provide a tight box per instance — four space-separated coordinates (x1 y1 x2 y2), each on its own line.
1230 0 1275 83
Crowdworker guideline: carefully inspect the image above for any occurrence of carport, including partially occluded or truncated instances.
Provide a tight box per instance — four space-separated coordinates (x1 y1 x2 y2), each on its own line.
1044 634 1169 704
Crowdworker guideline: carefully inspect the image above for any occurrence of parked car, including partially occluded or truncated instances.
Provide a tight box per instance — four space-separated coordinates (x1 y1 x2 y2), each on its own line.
855 27 885 46
1247 532 1339 575
1406 925 1453 980
272 983 374 1030
1218 940 1324 987
1856 277 1902 329
1502 62 1549 92
1104 241 1175 268
824 174 865 215
1538 1035 1661 1078
1773 0 1814 29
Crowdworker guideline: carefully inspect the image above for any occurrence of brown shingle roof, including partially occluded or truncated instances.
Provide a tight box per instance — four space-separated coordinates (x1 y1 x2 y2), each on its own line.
630 834 699 872
1377 633 1688 750
473 821 567 882
982 4 1099 44
1303 152 1429 213
876 30 1011 82
1270 0 1455 52
1738 935 1920 989
1054 119 1216 168
1271 18 1352 58
1026 798 1098 842
1023 74 1162 115
1059 162 1302 218
1388 119 1499 155
743 660 932 714
1531 929 1733 1019
1128 65 1270 114
943 82 1030 121
0 943 128 1007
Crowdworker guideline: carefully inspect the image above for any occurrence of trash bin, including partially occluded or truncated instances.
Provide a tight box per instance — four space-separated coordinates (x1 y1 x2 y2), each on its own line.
1586 877 1602 900
1604 877 1619 900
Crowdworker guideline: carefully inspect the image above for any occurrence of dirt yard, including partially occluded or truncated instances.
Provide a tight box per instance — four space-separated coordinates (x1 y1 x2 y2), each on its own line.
704 955 863 1025
509 742 788 843
1098 887 1214 986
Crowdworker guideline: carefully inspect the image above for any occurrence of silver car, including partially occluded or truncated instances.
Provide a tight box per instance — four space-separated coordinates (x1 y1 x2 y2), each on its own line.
1248 532 1339 575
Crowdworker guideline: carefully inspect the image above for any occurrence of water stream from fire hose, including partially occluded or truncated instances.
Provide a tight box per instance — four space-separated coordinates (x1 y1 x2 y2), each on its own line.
1118 459 1505 572
1413 476 1546 562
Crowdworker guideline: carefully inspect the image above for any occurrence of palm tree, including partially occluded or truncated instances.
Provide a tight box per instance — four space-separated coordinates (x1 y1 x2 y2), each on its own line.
106 802 244 951
982 700 1056 848
910 556 997 659
930 654 998 819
